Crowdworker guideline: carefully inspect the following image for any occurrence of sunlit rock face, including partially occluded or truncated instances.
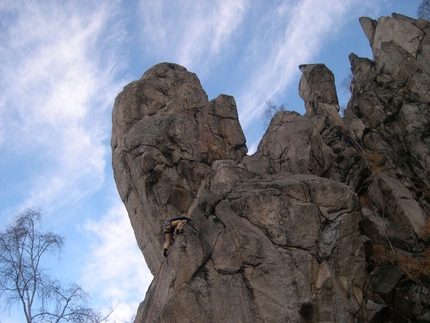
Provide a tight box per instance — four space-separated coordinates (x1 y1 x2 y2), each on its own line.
112 13 430 323
111 62 247 273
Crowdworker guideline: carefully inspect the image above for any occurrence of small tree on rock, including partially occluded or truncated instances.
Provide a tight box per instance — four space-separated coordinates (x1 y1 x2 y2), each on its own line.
0 208 108 323
262 100 286 127
418 0 430 20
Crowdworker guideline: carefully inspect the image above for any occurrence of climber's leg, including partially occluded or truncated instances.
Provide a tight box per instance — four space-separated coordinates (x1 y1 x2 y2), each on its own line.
175 220 187 234
170 219 182 234
163 232 171 256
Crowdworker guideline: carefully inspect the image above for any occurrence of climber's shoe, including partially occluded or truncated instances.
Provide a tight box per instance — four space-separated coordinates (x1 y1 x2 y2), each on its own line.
163 248 168 257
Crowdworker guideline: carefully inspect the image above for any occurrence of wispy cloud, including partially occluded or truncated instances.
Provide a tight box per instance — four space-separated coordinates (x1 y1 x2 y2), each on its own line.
136 0 376 133
138 0 248 71
83 202 152 322
236 0 374 127
0 2 413 322
0 1 127 212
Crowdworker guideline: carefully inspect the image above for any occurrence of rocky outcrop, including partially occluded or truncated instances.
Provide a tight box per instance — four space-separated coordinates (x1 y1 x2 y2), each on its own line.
342 14 430 322
111 63 247 272
111 13 430 323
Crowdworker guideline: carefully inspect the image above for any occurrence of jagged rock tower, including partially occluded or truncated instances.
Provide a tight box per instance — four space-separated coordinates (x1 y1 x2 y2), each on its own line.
111 13 430 322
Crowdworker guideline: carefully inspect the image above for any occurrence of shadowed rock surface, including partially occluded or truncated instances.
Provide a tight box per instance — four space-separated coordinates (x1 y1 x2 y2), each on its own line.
112 13 430 323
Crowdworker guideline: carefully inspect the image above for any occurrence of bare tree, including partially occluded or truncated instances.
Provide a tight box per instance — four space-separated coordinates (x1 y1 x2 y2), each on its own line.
262 100 286 127
0 208 109 323
418 0 430 20
339 72 353 95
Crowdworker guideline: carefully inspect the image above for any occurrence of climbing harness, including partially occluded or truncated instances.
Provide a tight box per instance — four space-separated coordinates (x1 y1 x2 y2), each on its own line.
162 216 190 256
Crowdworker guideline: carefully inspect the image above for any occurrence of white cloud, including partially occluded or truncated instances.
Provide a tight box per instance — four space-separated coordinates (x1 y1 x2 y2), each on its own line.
136 0 376 131
247 141 258 155
0 1 127 211
0 2 414 322
236 0 374 127
83 202 152 322
138 0 248 71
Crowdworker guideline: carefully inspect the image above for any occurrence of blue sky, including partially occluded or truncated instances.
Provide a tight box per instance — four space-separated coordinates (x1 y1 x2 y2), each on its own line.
0 1 421 322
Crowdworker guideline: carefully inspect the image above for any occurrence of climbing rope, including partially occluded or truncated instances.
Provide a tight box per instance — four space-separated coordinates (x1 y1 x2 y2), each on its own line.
147 259 168 323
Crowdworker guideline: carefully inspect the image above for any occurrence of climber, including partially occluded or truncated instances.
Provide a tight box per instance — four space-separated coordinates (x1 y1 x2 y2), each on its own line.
162 216 190 257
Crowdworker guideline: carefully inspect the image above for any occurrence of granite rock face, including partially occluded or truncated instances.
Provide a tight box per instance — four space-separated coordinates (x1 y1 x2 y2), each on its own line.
112 13 430 323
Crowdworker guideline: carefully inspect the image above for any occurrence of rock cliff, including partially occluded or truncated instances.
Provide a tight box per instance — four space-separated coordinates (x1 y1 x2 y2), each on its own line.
111 13 430 323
